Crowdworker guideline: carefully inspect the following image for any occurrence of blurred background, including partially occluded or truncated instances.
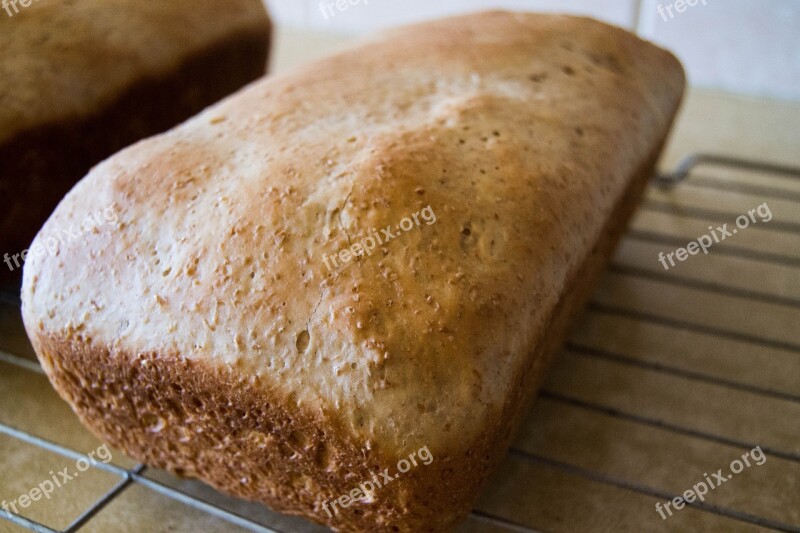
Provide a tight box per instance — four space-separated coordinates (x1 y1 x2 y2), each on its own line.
265 0 800 102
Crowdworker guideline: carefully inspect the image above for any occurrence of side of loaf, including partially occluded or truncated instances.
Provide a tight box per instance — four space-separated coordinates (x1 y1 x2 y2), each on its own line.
21 11 684 532
0 0 271 277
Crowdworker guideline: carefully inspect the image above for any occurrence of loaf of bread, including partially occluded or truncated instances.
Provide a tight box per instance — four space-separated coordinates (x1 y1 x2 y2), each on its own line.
21 11 684 532
0 0 271 279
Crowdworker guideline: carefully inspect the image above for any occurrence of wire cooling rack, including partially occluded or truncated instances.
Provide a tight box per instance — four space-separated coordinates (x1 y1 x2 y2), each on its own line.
1 152 799 533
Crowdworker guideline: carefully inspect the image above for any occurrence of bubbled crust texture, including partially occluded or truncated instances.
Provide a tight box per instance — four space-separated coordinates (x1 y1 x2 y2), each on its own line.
22 11 685 532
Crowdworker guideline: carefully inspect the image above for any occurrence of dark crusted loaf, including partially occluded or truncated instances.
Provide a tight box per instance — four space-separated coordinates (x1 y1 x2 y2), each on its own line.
0 0 271 277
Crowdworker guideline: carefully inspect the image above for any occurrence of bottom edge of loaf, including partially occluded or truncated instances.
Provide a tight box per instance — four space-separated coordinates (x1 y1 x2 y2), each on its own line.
32 334 481 532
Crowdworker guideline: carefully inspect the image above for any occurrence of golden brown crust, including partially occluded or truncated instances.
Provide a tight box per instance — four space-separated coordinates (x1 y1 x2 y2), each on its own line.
21 11 685 532
28 141 661 532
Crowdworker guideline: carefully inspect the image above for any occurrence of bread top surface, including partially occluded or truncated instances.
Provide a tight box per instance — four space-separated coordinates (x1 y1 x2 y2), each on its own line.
22 11 684 457
0 0 270 144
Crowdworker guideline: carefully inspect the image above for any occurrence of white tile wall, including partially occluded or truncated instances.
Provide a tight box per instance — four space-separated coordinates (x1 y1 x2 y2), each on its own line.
264 0 309 28
306 0 638 32
639 0 800 101
263 0 800 101
266 0 638 30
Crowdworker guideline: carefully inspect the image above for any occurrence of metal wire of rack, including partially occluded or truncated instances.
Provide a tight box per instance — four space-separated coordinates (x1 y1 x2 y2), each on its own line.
1 152 799 533
0 358 282 533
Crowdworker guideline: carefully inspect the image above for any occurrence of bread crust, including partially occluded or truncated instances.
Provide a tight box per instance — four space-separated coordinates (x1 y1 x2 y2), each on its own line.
29 137 663 532
22 11 684 532
0 0 271 274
